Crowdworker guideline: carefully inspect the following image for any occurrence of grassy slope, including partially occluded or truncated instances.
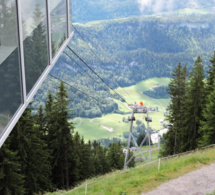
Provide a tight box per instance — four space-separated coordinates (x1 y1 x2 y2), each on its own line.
115 77 170 106
73 118 112 141
74 77 170 141
46 146 215 195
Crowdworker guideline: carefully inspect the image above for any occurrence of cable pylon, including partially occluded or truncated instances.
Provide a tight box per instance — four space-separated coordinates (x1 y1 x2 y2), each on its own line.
124 105 152 169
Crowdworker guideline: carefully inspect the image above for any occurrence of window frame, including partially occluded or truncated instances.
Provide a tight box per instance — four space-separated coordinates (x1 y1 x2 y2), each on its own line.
0 0 73 148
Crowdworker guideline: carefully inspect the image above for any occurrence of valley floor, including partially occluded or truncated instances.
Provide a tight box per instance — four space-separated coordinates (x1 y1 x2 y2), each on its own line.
74 77 170 141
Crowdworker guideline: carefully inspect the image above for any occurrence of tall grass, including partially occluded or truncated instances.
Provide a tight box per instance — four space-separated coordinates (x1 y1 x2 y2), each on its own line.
46 146 215 195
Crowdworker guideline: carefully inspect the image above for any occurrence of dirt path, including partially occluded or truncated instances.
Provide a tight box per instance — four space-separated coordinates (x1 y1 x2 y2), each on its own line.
90 119 114 132
142 163 215 195
73 117 82 127
124 103 132 111
151 98 166 112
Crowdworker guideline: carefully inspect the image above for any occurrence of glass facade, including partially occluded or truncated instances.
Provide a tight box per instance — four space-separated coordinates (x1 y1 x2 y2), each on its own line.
0 0 22 137
21 0 49 94
50 0 67 57
0 0 73 147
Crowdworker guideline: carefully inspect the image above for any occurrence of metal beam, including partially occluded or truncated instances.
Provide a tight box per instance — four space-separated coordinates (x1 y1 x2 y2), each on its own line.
16 0 27 103
66 0 70 38
124 110 135 169
46 0 52 64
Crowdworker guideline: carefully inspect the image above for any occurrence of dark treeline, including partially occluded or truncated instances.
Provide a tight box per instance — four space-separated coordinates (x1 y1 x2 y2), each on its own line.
144 86 170 99
160 51 215 156
0 82 134 195
123 120 147 139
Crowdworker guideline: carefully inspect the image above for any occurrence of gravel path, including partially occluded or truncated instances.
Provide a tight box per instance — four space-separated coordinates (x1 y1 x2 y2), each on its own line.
73 117 82 127
142 163 215 195
90 119 114 132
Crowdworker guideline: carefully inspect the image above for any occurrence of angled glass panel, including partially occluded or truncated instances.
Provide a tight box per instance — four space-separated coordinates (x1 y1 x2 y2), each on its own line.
0 0 22 136
21 0 49 94
50 0 67 58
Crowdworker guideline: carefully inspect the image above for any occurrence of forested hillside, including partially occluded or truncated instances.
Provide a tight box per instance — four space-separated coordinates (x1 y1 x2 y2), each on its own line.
71 15 215 72
33 14 215 117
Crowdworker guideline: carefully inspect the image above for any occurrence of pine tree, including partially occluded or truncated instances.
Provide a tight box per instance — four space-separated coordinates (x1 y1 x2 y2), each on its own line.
34 106 53 192
107 142 124 170
45 92 57 147
36 105 46 137
92 141 103 175
160 63 188 156
0 137 24 195
205 51 215 95
48 82 74 189
71 132 82 182
10 106 52 194
183 56 205 150
198 81 215 147
45 92 54 128
136 133 152 146
81 139 95 178
102 147 111 173
198 51 215 147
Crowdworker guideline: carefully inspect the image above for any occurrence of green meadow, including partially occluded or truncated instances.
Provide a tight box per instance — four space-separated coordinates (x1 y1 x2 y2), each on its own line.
115 77 170 108
74 77 170 142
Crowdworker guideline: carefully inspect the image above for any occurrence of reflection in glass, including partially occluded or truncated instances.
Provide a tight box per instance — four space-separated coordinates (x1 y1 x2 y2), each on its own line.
0 0 22 136
50 0 67 57
21 0 49 94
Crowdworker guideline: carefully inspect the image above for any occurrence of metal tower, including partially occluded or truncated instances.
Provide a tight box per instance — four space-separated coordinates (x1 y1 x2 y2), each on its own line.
124 105 152 169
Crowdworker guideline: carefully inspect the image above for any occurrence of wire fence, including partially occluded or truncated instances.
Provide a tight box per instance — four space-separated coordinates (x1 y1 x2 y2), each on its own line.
62 143 215 195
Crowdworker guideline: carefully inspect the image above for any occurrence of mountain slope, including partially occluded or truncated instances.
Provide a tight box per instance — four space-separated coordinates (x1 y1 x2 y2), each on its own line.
71 15 215 76
46 146 215 194
33 14 215 119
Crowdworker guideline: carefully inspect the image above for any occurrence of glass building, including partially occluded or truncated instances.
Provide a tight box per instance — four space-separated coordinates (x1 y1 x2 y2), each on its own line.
0 0 73 147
